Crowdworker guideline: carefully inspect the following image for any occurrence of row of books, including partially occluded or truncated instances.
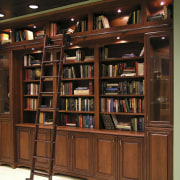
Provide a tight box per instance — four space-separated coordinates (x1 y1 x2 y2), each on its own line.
60 81 93 95
93 15 110 30
147 4 172 22
65 49 94 63
101 46 144 60
25 83 40 95
60 98 94 111
24 69 41 80
0 33 11 45
24 54 42 66
63 65 94 79
60 114 94 128
101 114 144 132
102 80 144 95
74 19 88 33
15 30 34 42
101 61 144 77
101 63 123 77
39 112 53 124
25 98 38 110
100 97 144 113
127 8 141 24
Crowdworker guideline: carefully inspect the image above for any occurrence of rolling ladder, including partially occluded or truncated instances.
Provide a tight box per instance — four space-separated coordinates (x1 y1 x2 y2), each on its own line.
26 34 66 180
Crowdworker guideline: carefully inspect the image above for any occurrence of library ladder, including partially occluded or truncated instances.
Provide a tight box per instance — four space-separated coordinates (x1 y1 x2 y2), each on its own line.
26 34 65 180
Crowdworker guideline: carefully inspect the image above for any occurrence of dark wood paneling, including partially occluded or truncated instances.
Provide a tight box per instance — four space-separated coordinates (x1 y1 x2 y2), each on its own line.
93 134 117 180
146 127 173 180
35 129 51 170
54 130 69 172
0 120 13 164
70 132 93 176
16 127 32 166
119 137 144 180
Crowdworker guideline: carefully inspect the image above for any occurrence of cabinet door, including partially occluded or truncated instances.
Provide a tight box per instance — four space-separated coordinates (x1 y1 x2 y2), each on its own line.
0 54 13 166
0 119 13 165
119 136 144 180
35 129 51 170
54 130 69 173
145 30 173 126
16 127 32 167
93 134 117 180
146 127 173 180
70 132 93 176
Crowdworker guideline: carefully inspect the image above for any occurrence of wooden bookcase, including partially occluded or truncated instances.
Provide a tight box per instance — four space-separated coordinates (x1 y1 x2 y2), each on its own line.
0 0 173 180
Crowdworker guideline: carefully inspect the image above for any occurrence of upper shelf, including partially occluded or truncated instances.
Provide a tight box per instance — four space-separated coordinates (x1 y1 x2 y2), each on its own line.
0 0 173 49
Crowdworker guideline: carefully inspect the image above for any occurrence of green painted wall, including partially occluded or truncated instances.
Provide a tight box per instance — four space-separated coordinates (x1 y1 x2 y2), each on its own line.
174 0 180 180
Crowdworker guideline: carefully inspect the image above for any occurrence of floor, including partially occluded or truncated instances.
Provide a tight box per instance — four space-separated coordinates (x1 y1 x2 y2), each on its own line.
0 165 84 180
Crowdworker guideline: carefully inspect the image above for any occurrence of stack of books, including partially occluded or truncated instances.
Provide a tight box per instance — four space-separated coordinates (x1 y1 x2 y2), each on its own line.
74 87 89 95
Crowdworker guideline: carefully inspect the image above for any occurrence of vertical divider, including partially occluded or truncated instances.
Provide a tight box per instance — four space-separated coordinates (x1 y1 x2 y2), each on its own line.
94 45 100 129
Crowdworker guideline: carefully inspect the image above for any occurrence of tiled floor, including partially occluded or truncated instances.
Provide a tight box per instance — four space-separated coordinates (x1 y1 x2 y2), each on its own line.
0 165 83 180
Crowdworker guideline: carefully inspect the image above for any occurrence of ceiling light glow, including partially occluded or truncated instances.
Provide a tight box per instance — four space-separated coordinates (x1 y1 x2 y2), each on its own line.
0 13 5 17
71 18 75 22
117 9 122 13
29 4 39 9
160 1 165 6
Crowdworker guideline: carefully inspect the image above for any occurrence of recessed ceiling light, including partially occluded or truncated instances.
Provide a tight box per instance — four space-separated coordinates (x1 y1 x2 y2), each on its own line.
0 13 5 18
29 4 39 9
117 9 122 13
161 36 166 40
71 18 75 22
33 25 37 29
116 36 120 40
160 1 165 6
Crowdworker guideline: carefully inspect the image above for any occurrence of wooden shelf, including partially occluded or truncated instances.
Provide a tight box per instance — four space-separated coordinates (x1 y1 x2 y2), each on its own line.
100 112 144 116
58 110 94 114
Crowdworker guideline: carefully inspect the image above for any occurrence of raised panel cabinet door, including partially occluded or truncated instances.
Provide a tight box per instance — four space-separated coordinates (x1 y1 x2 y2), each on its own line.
70 132 93 176
146 127 173 180
35 129 51 170
16 127 32 166
119 137 144 180
93 134 117 180
0 120 12 164
54 130 69 173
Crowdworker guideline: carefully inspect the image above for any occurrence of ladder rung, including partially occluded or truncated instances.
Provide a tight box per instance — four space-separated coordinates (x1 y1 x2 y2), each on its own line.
33 155 53 161
38 107 58 111
40 92 59 94
35 139 54 143
43 60 60 64
41 75 59 79
45 45 62 49
33 171 50 178
37 123 57 127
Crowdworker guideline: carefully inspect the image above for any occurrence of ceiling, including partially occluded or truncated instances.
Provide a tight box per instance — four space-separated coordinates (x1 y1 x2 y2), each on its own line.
0 0 88 20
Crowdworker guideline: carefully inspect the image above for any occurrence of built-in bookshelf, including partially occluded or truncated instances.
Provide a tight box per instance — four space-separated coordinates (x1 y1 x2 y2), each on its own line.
0 0 174 179
23 52 42 122
99 42 145 132
59 47 95 128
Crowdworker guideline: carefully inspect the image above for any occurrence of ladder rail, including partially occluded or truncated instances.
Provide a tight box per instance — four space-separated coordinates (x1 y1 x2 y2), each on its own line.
26 34 65 180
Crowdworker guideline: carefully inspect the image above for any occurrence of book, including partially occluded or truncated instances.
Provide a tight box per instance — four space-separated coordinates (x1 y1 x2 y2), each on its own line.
139 46 144 57
101 15 110 28
116 122 131 131
136 62 144 76
101 114 116 130
24 30 34 40
0 33 11 44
